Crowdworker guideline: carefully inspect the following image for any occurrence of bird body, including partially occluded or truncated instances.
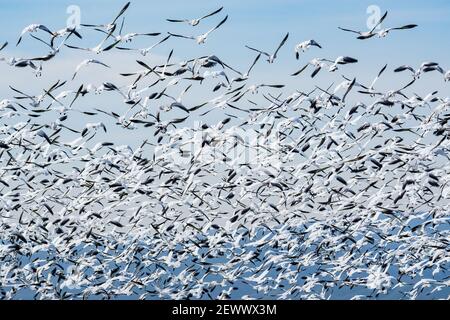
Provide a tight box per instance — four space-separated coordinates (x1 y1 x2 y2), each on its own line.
294 39 321 59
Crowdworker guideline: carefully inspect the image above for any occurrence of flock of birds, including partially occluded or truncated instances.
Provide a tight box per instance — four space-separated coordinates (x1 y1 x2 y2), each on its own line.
0 3 449 300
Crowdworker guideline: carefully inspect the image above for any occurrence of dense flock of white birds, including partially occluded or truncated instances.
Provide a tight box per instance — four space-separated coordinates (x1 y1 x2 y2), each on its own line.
0 3 449 300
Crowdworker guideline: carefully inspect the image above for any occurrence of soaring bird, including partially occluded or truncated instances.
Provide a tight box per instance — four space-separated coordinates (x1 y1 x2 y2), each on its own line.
376 24 418 37
294 40 322 59
394 62 442 79
81 1 131 33
338 11 388 39
168 15 228 44
72 59 110 80
245 33 289 63
166 6 223 26
17 24 54 46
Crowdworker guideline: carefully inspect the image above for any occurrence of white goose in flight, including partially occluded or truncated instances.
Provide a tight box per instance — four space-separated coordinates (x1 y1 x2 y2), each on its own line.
16 24 54 46
80 1 130 33
72 59 110 80
117 34 171 56
168 15 228 44
166 7 223 26
394 62 442 79
50 26 82 47
338 11 388 40
294 40 322 59
245 33 289 63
